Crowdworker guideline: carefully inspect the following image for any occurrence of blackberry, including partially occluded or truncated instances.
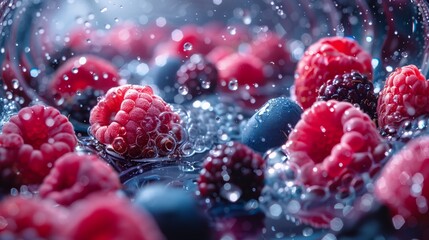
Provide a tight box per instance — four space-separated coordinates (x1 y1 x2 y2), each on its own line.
176 54 218 99
317 72 377 120
63 87 103 124
197 142 265 202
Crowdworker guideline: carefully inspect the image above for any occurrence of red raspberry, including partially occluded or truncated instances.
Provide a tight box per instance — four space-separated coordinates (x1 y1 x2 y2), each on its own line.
49 55 120 99
1 105 77 185
206 46 234 64
0 196 67 239
155 25 214 59
283 100 386 186
248 32 292 77
377 64 429 131
65 193 164 240
103 22 153 61
294 37 373 109
89 84 181 158
208 24 251 49
176 54 218 99
39 152 121 206
375 136 429 228
217 53 267 108
197 142 265 202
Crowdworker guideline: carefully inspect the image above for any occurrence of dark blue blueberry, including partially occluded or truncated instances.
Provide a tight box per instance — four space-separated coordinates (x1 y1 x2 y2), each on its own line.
241 97 302 153
134 184 213 240
148 57 183 103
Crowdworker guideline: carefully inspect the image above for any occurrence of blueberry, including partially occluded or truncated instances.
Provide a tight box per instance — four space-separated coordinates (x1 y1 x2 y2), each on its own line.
134 184 213 240
241 97 302 153
148 57 183 103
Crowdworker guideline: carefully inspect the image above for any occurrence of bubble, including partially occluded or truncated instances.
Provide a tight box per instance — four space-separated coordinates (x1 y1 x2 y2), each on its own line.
268 203 283 218
228 79 238 91
302 227 313 237
201 81 211 89
392 215 405 230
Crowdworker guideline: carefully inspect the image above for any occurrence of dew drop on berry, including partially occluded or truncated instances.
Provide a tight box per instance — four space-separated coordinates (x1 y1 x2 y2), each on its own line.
201 80 211 89
183 42 193 51
71 67 78 74
227 26 236 35
178 85 189 95
228 79 238 91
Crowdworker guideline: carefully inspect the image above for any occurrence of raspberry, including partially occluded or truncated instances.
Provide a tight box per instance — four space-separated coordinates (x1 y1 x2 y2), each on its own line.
155 25 214 59
89 84 182 158
197 142 265 202
39 152 121 206
1 105 77 185
283 100 386 186
377 64 429 132
317 71 377 121
248 32 292 77
103 22 153 61
62 87 104 125
295 37 373 109
206 46 234 64
176 54 218 99
0 196 67 239
65 193 164 240
375 136 429 228
49 55 120 99
217 53 267 108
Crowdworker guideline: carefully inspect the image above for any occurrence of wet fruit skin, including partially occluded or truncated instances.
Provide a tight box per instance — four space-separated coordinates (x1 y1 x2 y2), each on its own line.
241 97 302 153
149 57 183 103
49 55 120 99
283 100 385 186
375 136 429 228
317 71 377 121
39 152 121 206
134 184 213 240
197 142 265 202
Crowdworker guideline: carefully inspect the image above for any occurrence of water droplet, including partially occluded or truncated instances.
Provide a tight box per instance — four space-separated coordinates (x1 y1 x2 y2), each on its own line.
11 79 19 89
100 7 107 13
228 79 238 91
71 67 78 74
183 42 193 51
227 26 237 35
201 81 211 89
178 86 189 95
